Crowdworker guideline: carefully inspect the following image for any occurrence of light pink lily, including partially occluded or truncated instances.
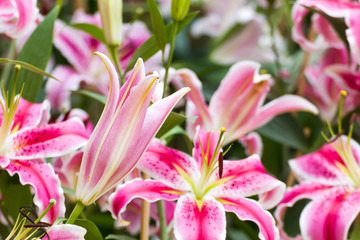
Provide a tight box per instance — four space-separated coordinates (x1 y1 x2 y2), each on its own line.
304 47 360 121
172 61 318 155
276 135 360 240
74 52 189 206
109 128 285 240
47 10 163 111
0 0 38 38
292 0 360 52
0 96 89 223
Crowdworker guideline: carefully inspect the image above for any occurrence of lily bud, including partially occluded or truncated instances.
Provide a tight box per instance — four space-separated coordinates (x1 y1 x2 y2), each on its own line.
171 0 190 22
97 0 123 46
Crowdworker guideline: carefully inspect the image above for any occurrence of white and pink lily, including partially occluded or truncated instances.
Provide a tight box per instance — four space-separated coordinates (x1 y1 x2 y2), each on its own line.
109 128 285 240
47 10 163 111
172 61 318 155
276 135 360 240
74 52 189 206
0 95 89 223
46 224 87 240
0 0 38 38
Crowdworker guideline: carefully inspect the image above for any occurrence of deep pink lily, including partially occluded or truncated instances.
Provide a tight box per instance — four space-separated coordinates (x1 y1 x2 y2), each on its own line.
109 128 285 240
172 61 318 155
74 52 189 206
276 135 360 240
292 0 360 52
0 96 89 223
304 47 360 121
0 0 38 38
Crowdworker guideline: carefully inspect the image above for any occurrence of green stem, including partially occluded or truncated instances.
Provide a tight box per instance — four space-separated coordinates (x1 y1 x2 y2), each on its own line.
163 21 179 97
157 200 168 240
66 201 85 224
109 45 124 85
2 39 17 89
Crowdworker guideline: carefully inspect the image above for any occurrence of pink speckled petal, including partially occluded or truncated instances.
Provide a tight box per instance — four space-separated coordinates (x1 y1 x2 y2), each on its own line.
212 155 285 209
48 224 86 240
275 183 333 240
109 179 182 223
325 64 360 93
12 98 50 131
138 140 198 191
46 66 83 111
289 136 358 186
238 132 263 156
4 160 65 223
8 118 89 159
219 197 278 240
193 128 221 169
0 156 10 168
174 195 226 240
300 187 360 240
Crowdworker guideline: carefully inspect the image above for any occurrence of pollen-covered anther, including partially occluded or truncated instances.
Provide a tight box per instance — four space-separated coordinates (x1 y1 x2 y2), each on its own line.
220 128 226 133
340 90 347 97
14 64 21 71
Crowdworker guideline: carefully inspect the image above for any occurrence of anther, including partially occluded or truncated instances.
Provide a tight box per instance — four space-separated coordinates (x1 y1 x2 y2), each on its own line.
220 128 226 133
14 64 21 71
340 90 347 97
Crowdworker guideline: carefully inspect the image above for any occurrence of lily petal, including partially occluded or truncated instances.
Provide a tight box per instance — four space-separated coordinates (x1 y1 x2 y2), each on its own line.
238 132 263 156
219 197 279 240
5 160 65 223
109 179 182 223
13 98 50 130
212 155 285 209
275 183 333 239
174 194 226 240
8 118 89 159
193 128 221 168
346 9 360 64
138 139 198 191
47 224 86 240
300 187 360 240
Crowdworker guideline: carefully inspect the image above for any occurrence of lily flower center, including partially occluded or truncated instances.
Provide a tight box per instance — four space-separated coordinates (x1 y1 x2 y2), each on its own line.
191 128 229 202
0 65 23 155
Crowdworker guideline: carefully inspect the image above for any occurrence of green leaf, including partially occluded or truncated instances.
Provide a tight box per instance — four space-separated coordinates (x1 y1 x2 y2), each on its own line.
350 220 360 240
257 113 308 151
0 58 60 81
75 219 103 240
125 11 198 73
70 23 106 44
0 171 33 223
72 89 107 104
105 234 137 240
62 186 75 195
10 5 60 102
147 0 167 51
156 111 187 138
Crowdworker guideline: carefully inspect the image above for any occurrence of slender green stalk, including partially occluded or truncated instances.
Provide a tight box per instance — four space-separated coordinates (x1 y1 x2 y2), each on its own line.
14 200 56 240
108 45 124 85
163 21 179 97
2 39 17 88
157 200 168 240
66 201 85 224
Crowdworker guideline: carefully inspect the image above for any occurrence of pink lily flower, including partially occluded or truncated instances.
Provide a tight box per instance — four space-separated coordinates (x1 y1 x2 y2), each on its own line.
0 96 89 223
109 128 285 240
74 52 189 206
276 135 360 240
172 61 318 155
304 47 360 121
292 0 360 52
0 0 38 38
47 10 163 111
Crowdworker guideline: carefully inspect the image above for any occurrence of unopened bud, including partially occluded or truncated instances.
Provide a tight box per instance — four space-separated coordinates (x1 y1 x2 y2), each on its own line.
98 0 123 46
171 0 190 22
